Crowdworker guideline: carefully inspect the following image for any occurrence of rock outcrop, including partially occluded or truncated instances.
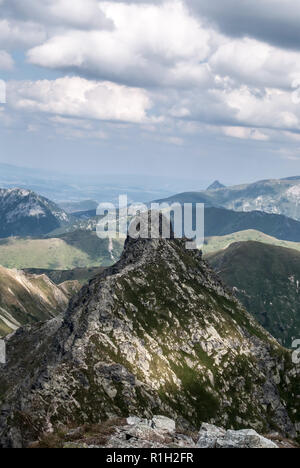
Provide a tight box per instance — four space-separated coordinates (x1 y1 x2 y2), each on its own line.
32 417 297 449
197 423 278 448
0 231 299 448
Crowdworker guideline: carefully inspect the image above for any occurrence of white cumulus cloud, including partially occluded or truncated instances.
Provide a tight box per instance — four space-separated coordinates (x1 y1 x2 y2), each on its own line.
27 1 213 87
0 50 13 70
8 76 152 123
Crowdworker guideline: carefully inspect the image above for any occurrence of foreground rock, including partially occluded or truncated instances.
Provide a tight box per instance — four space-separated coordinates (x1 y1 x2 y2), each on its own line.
197 423 278 449
0 228 299 447
33 417 286 449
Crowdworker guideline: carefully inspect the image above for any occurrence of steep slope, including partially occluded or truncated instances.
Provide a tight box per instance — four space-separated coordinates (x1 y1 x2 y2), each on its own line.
0 231 123 270
207 242 300 347
0 188 71 238
0 232 298 448
204 230 300 255
0 266 81 337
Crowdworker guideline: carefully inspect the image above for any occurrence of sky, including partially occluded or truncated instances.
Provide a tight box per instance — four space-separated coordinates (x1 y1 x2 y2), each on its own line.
1 0 300 185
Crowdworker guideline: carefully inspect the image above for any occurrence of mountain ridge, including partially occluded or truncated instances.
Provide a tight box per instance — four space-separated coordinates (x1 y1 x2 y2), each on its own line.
156 176 300 222
0 229 298 447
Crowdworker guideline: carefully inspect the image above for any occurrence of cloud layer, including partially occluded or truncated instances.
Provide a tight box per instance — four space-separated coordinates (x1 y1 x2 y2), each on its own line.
1 0 300 155
8 76 152 123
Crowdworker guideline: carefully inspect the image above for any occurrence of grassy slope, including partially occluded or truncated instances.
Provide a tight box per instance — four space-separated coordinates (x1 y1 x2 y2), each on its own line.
0 231 124 270
0 266 81 337
207 241 300 347
24 267 104 285
204 229 300 255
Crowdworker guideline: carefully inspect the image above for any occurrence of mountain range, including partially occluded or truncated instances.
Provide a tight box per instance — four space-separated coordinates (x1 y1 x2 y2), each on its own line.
158 176 300 222
0 163 207 205
204 207 300 241
57 205 300 243
0 227 298 448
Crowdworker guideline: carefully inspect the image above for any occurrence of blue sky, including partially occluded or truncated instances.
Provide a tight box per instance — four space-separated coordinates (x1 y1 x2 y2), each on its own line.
1 0 300 185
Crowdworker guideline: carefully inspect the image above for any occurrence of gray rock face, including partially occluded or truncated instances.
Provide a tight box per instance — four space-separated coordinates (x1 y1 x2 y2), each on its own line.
0 234 299 448
126 415 176 434
197 424 278 449
217 429 278 449
152 416 176 433
196 423 226 448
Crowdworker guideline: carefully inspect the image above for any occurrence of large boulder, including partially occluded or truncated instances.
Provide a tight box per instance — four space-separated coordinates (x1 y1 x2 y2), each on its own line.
152 416 176 433
216 429 278 449
197 423 226 448
197 424 278 449
127 415 176 433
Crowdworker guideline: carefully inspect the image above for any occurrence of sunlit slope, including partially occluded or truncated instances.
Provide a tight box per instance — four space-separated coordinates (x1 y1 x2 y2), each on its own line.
0 231 123 270
204 229 300 255
0 265 81 337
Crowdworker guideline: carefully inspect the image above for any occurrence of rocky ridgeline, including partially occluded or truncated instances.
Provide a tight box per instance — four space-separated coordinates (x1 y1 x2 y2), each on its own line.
0 229 299 448
36 416 297 449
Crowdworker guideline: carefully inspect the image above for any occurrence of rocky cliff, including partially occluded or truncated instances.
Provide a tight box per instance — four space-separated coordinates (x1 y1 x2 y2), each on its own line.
0 232 299 448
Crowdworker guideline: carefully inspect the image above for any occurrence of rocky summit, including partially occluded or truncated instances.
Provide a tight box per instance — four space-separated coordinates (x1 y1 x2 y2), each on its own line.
0 230 299 448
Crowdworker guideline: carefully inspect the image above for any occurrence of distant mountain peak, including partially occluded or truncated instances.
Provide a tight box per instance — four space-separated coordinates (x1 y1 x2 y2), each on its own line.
207 180 226 190
0 187 71 238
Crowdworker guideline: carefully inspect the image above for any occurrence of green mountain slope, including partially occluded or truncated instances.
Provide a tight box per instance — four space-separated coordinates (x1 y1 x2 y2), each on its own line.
0 231 123 270
204 229 300 255
0 266 81 337
204 207 300 241
207 241 300 347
